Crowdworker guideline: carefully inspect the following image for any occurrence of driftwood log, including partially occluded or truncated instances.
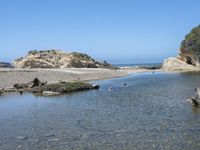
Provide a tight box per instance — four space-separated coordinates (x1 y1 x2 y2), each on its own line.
188 88 200 107
0 88 4 96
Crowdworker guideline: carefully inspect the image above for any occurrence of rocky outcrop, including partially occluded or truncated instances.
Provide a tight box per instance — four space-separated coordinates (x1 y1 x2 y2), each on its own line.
163 25 200 71
13 50 118 69
179 25 200 66
0 62 13 68
162 57 198 71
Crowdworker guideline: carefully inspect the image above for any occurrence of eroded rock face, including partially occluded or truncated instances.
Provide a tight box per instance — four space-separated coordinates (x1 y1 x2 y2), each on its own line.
162 57 197 71
179 25 200 66
13 50 118 69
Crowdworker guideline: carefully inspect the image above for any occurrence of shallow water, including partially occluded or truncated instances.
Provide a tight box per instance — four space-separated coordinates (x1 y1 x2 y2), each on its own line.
1 72 200 150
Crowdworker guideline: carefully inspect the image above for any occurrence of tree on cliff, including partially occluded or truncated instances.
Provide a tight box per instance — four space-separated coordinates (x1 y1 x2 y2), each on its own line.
181 25 200 53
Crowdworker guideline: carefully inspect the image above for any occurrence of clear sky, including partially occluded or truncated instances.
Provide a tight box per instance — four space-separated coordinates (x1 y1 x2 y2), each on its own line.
0 0 200 64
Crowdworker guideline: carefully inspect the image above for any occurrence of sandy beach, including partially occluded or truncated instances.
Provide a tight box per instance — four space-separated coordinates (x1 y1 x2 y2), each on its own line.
0 67 164 89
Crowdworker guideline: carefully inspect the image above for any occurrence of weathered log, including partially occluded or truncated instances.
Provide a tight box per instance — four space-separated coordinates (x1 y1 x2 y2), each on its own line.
188 88 200 107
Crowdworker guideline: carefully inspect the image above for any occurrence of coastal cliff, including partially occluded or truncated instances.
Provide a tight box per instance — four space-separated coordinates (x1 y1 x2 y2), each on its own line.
13 50 118 69
163 25 200 71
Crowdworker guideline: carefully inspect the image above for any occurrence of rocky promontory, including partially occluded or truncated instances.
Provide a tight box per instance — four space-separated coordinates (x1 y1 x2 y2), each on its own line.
13 50 118 69
163 25 200 71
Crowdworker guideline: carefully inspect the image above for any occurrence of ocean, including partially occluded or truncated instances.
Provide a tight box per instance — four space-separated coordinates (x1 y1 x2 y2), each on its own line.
115 63 162 68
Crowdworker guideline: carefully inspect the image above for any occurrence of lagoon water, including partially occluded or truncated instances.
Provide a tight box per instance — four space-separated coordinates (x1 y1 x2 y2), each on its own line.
1 72 200 150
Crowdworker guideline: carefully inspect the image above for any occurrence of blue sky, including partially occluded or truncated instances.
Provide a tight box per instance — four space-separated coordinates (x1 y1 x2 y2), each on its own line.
0 0 200 63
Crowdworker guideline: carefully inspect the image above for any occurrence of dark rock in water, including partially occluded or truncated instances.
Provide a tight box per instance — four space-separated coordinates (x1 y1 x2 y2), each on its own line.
0 62 13 68
124 83 127 86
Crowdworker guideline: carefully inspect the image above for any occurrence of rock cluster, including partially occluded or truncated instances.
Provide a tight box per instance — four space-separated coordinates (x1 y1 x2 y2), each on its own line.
13 50 118 69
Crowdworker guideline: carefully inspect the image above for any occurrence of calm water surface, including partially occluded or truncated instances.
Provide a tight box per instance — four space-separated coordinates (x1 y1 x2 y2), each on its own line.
1 72 200 150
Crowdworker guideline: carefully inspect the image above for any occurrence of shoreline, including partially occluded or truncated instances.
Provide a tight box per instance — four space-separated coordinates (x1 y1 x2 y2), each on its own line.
0 68 128 89
1 67 200 90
